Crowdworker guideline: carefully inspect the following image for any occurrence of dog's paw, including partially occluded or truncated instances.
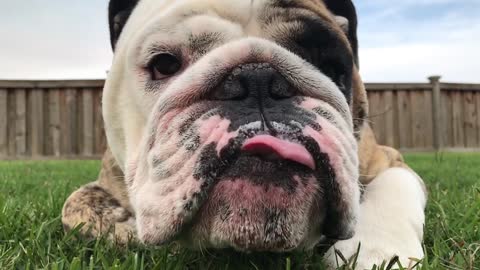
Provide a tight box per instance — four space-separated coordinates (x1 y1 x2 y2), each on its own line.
111 216 137 244
322 167 426 269
62 183 137 243
323 239 423 269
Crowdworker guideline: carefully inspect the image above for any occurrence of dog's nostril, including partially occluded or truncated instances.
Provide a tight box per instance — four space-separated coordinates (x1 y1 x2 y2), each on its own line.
212 75 249 100
210 63 296 101
269 72 296 100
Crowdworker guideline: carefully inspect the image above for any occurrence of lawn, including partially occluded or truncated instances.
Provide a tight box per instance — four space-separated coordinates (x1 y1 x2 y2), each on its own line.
0 153 479 269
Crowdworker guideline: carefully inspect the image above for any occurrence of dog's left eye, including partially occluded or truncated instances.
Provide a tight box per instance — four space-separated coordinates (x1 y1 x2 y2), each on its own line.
148 53 182 80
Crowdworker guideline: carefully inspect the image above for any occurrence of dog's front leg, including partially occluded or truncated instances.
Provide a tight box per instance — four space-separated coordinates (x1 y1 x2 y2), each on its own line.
324 168 427 269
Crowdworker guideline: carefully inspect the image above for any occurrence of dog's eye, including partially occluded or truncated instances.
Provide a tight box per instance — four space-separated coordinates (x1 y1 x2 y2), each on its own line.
148 53 182 80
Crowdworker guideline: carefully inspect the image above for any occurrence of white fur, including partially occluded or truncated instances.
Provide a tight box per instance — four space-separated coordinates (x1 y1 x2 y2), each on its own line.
324 168 426 269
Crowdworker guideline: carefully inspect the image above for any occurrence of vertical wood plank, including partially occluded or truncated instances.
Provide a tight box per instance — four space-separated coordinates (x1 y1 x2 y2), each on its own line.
82 89 94 156
396 90 412 149
0 89 7 157
7 90 16 156
423 90 434 149
59 90 68 155
378 92 387 145
30 89 45 156
383 91 395 147
391 91 400 148
440 91 452 147
77 90 84 154
464 91 477 147
48 89 61 156
65 88 78 155
429 76 442 150
410 90 427 148
25 90 32 156
367 91 382 144
15 89 27 156
451 91 465 148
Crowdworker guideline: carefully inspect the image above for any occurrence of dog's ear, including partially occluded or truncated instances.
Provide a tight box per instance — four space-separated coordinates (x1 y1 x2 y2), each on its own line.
324 0 359 67
108 0 138 50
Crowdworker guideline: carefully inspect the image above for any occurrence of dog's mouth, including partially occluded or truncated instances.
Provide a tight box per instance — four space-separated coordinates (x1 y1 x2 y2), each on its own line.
133 109 359 251
241 135 316 170
170 129 344 251
128 39 359 250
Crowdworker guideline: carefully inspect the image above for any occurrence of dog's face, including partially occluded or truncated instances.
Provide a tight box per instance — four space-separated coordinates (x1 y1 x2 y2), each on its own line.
103 0 366 251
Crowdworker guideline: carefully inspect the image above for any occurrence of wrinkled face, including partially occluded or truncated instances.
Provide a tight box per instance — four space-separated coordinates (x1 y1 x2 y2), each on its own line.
103 0 361 251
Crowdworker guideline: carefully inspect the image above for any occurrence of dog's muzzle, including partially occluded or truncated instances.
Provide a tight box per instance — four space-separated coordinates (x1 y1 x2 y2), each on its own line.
125 38 360 251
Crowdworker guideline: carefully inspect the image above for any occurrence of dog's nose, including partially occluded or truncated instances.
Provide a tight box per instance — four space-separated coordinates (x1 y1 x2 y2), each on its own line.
211 63 296 101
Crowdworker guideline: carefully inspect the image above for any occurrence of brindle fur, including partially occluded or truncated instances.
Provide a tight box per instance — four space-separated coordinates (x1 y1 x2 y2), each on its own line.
61 150 136 242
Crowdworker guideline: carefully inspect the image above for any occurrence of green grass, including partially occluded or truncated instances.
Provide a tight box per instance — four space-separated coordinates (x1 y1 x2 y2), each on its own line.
0 153 479 269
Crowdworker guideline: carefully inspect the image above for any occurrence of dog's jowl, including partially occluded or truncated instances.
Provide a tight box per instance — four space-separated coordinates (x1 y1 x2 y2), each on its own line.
62 0 427 268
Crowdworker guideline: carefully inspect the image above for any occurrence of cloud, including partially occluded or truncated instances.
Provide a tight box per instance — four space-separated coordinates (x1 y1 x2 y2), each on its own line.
0 1 478 82
360 41 480 82
0 1 111 79
356 0 480 82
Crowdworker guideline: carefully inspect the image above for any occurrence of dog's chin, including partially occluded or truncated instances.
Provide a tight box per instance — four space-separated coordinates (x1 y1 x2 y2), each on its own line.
178 155 326 252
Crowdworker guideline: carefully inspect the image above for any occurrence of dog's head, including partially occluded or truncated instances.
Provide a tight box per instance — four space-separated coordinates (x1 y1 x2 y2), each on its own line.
103 0 368 251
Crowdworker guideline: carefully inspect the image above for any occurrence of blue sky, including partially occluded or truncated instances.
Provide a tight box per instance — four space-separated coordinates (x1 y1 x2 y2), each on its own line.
1 0 479 82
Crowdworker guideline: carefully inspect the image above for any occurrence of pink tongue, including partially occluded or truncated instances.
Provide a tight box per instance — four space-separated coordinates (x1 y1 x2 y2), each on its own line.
241 135 316 170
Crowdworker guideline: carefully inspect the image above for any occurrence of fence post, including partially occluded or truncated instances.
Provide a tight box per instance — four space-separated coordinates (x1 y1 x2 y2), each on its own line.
429 75 442 151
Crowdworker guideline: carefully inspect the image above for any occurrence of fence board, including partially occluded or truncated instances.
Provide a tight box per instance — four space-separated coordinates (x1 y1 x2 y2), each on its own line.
452 92 465 147
77 90 84 154
30 89 44 156
464 92 478 147
0 89 7 156
8 91 16 156
411 90 427 148
396 91 412 148
65 89 78 155
47 89 61 156
82 89 94 156
59 90 68 155
423 90 434 148
440 91 453 147
15 89 27 156
383 91 395 147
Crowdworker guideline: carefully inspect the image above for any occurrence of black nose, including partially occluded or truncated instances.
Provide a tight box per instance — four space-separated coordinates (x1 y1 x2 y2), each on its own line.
211 63 296 101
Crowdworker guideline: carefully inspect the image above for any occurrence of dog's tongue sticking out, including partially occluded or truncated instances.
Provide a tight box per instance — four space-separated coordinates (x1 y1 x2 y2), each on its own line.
242 135 316 170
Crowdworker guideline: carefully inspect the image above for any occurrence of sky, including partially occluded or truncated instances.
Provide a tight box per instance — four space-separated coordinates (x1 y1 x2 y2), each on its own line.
0 0 479 82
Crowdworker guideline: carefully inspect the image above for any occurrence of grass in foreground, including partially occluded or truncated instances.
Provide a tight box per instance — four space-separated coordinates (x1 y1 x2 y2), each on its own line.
0 153 479 269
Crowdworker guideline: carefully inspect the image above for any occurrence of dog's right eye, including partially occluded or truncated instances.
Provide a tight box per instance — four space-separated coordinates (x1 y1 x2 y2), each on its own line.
148 53 182 80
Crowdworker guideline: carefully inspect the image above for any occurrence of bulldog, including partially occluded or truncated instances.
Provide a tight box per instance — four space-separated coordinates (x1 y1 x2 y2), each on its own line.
62 0 427 268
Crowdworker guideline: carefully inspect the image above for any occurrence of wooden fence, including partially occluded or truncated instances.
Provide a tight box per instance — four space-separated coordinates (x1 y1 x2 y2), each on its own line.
0 80 105 159
1 77 480 159
368 77 480 152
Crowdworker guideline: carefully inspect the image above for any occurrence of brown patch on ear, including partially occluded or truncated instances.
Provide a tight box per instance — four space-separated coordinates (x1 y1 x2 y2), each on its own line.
350 66 368 135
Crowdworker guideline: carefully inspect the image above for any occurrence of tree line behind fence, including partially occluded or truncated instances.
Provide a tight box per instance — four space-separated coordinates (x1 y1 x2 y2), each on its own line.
1 77 480 159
